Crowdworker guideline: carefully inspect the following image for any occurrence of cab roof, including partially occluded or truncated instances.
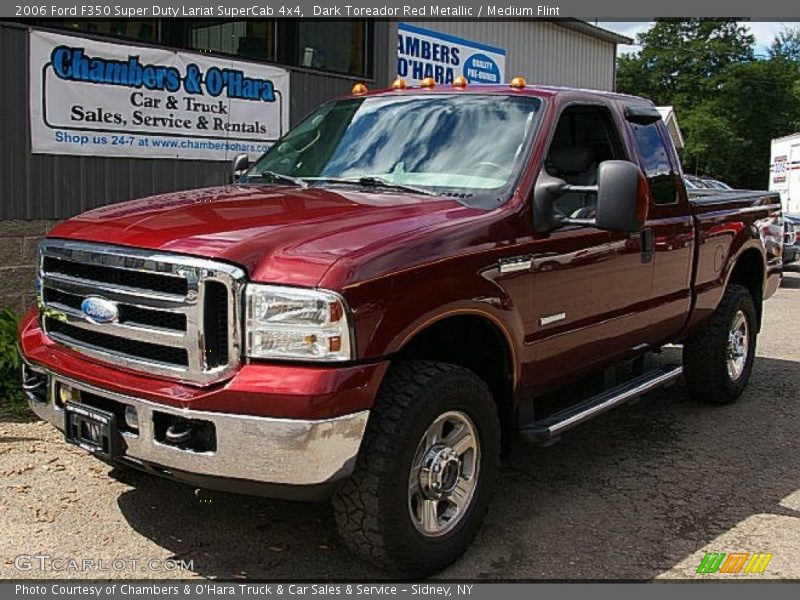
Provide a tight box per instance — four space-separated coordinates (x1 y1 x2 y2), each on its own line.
357 83 652 106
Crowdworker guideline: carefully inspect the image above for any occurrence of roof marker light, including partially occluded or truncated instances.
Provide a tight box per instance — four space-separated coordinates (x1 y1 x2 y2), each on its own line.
510 76 527 89
351 82 368 95
420 77 436 88
391 77 407 90
452 76 468 88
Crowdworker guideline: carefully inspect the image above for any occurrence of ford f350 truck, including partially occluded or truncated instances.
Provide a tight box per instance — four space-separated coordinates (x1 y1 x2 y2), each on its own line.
19 80 782 576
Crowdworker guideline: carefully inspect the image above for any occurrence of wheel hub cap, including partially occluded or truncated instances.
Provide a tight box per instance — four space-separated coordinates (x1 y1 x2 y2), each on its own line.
408 411 480 537
420 446 463 498
727 310 749 381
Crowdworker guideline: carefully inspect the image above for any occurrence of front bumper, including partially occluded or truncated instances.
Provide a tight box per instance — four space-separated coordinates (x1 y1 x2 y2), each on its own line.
783 243 799 266
18 311 389 498
22 361 369 496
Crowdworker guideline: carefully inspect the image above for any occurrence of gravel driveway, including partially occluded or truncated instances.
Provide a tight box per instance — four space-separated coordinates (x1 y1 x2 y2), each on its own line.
3 272 800 580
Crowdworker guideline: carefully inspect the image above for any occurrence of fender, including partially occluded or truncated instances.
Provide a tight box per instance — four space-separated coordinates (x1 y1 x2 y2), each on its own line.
390 304 521 389
343 267 524 392
721 240 766 294
683 220 770 337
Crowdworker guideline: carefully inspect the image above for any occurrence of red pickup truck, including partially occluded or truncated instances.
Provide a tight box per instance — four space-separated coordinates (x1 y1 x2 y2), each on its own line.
19 81 782 576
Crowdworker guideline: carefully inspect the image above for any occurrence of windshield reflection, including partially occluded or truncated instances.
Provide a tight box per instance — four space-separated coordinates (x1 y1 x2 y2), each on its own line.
243 94 543 207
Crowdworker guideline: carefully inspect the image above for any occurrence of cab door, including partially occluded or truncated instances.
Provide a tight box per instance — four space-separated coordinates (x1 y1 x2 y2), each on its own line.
626 118 694 344
526 103 655 396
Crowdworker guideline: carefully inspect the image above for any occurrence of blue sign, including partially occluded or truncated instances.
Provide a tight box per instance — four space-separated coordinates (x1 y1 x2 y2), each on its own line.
463 54 503 84
397 23 506 86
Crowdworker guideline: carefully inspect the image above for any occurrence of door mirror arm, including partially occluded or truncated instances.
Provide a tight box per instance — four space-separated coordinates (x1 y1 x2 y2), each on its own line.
533 171 599 233
231 153 250 183
533 161 646 234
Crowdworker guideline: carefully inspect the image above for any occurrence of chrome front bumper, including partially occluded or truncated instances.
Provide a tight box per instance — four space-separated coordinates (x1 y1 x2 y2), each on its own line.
22 361 368 488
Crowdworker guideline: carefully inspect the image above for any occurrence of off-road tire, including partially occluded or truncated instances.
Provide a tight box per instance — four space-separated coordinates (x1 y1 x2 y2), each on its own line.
332 360 500 577
683 283 757 405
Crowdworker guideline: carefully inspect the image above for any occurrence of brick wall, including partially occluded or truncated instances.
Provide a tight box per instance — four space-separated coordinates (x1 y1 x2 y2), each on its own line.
0 220 58 314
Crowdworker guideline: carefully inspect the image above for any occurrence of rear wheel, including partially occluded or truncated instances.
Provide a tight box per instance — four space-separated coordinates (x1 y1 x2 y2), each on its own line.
683 284 757 404
332 360 500 576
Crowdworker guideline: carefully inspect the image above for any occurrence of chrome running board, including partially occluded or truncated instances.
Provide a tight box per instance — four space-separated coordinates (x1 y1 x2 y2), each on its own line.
520 365 683 443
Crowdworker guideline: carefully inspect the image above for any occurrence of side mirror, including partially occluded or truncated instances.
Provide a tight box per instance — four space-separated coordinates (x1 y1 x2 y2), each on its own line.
231 153 250 183
532 159 647 234
594 160 648 233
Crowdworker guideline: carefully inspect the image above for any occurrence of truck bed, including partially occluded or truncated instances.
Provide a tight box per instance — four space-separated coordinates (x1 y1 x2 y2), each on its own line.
684 188 782 335
687 189 780 210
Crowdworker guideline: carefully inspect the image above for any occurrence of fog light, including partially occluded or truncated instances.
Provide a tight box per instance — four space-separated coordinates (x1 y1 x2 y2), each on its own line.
58 385 80 406
124 405 139 431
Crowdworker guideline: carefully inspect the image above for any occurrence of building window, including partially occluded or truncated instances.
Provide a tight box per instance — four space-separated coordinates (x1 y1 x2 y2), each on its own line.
184 20 274 61
279 20 369 77
38 19 159 42
28 18 369 77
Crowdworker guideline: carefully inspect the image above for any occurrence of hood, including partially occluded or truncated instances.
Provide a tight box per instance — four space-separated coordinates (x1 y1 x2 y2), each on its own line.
49 185 478 287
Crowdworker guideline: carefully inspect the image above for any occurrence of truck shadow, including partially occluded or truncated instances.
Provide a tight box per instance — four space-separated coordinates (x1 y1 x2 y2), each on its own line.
780 274 800 289
115 352 800 580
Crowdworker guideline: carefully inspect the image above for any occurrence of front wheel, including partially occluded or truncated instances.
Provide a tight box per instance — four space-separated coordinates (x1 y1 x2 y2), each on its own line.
333 360 500 577
683 283 758 404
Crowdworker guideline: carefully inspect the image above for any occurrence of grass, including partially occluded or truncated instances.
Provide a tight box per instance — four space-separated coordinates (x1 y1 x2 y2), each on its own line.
1 391 32 420
0 308 33 420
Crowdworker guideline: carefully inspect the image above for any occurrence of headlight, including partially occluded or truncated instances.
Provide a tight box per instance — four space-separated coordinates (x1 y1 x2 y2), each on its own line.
244 284 353 361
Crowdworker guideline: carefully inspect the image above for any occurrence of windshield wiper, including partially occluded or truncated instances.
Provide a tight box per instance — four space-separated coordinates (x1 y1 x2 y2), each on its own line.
307 176 437 197
243 171 308 188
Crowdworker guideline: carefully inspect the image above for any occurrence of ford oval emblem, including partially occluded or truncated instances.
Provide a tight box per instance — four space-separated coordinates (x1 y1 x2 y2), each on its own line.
80 296 119 324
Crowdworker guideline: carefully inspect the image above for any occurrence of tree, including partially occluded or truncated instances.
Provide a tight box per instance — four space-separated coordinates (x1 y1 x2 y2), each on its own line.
680 103 741 179
617 20 800 188
769 26 800 62
617 20 754 116
717 58 800 186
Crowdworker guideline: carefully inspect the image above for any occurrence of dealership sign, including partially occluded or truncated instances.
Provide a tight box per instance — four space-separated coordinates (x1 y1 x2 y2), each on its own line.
772 155 787 185
29 31 289 161
397 23 506 86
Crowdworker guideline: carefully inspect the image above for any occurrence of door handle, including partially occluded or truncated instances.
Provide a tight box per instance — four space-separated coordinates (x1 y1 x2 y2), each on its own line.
640 227 653 263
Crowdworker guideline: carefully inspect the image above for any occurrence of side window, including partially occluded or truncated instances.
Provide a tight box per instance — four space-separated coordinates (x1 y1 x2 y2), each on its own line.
545 106 625 218
631 123 678 205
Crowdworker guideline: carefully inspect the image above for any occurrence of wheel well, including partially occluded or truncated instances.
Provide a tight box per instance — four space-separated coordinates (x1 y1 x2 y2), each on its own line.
396 315 515 449
728 248 764 329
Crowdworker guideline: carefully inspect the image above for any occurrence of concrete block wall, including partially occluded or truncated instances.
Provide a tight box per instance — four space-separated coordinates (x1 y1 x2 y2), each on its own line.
0 220 58 314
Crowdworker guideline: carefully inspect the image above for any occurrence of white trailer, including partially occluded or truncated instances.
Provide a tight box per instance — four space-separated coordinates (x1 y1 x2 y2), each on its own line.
770 132 800 215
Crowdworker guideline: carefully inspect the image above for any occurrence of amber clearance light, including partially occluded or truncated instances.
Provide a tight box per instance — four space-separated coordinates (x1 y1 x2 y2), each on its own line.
452 76 468 88
351 82 368 95
420 77 436 88
509 76 527 89
391 77 407 90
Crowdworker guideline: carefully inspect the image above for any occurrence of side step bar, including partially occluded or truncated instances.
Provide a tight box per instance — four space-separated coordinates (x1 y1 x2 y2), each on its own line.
519 365 683 444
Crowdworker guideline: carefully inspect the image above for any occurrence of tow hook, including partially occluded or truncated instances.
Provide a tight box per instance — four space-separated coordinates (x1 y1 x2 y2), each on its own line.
165 423 193 445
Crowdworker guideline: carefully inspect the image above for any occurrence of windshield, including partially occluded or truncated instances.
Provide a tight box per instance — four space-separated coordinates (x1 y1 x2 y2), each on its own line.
241 94 543 207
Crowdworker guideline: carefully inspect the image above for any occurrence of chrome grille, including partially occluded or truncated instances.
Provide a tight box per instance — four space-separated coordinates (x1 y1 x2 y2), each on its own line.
38 240 245 385
785 221 796 245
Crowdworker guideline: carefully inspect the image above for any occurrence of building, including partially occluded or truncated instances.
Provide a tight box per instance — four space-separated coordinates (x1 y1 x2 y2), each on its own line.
0 18 629 312
656 106 685 150
403 20 627 91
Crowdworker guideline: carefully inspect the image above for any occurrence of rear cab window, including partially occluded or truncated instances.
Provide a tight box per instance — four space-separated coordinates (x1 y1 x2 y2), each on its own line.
629 121 679 205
